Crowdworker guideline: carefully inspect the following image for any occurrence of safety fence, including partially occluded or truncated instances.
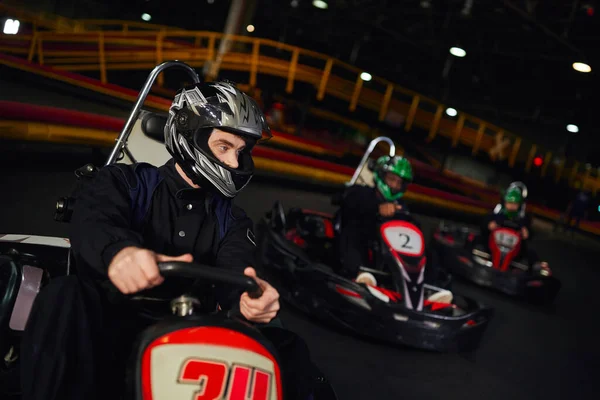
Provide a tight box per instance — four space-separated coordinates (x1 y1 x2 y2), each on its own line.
0 77 499 206
1 100 599 236
0 52 508 205
0 4 598 195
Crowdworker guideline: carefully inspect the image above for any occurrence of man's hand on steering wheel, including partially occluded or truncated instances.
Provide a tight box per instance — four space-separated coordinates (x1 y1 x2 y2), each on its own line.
521 226 529 239
108 246 193 294
240 267 280 323
488 221 498 231
379 202 403 218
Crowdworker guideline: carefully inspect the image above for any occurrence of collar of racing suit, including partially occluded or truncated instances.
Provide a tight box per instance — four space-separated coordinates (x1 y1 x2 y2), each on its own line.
160 158 209 202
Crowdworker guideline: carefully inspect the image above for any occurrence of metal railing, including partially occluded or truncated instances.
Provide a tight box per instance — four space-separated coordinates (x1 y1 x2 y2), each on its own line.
0 4 597 194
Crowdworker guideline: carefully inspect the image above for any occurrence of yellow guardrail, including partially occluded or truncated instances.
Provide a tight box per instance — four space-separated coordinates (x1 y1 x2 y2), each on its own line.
0 119 489 217
1 4 598 195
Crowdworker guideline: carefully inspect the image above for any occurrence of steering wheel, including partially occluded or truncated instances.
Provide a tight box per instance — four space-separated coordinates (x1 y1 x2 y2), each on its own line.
377 207 412 223
128 262 264 320
157 261 263 299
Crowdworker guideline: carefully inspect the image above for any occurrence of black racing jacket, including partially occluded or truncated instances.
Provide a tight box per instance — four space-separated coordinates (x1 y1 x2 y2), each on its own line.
69 158 256 311
338 185 417 234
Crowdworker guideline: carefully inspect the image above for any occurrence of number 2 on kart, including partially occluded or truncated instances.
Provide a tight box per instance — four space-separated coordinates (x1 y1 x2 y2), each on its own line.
179 359 272 400
398 233 412 249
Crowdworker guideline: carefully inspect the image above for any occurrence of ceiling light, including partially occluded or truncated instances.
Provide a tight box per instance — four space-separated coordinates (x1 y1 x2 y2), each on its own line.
246 24 255 33
291 0 299 7
449 47 466 57
207 0 215 3
445 107 457 117
567 124 579 133
313 0 328 9
141 13 151 22
360 72 372 81
3 19 20 35
572 62 591 73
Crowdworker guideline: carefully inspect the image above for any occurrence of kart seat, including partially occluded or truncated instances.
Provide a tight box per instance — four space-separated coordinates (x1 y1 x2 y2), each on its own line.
120 110 170 166
354 159 377 188
270 228 312 265
140 111 168 143
287 208 335 240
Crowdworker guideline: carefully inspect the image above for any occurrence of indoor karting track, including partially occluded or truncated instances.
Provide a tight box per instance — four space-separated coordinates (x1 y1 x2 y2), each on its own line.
1 147 598 400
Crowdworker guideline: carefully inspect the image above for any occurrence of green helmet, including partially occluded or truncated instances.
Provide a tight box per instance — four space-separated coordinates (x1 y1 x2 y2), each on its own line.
503 186 523 218
373 155 413 201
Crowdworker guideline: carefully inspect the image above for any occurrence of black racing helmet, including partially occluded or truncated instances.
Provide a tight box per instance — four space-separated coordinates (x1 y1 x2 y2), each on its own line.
164 81 271 197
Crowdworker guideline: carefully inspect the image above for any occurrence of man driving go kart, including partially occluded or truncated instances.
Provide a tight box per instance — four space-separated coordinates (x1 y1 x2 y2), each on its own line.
483 183 546 270
21 82 317 400
487 185 531 239
338 155 452 303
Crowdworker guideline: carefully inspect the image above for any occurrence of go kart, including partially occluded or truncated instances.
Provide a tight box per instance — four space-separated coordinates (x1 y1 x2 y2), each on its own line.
256 137 492 352
0 247 337 399
0 60 337 399
432 220 561 304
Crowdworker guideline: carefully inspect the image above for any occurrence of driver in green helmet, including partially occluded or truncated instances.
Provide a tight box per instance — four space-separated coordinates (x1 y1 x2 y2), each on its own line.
484 183 541 266
338 154 452 302
487 185 531 238
338 156 415 282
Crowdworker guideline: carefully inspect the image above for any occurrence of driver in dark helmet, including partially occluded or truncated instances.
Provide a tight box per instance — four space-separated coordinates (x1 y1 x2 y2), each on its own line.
100 82 279 313
21 81 319 400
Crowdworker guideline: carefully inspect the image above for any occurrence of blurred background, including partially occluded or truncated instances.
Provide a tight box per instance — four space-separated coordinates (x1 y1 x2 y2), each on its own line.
2 0 599 228
1 2 599 399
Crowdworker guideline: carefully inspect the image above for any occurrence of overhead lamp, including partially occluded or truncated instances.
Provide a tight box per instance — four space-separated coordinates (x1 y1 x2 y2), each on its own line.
360 72 372 82
567 124 579 133
246 24 255 33
445 107 458 117
141 13 151 22
291 0 299 7
449 47 466 58
3 19 20 35
572 62 591 73
313 0 328 9
207 0 215 3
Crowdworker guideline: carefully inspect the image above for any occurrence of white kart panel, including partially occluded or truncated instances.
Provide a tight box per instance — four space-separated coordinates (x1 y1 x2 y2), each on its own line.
0 234 70 248
493 230 520 249
150 343 279 400
122 118 171 167
9 265 44 331
354 164 375 187
382 224 423 256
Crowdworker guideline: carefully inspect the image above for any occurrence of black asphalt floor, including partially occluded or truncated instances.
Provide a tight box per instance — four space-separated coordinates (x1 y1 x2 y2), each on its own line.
1 148 598 400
